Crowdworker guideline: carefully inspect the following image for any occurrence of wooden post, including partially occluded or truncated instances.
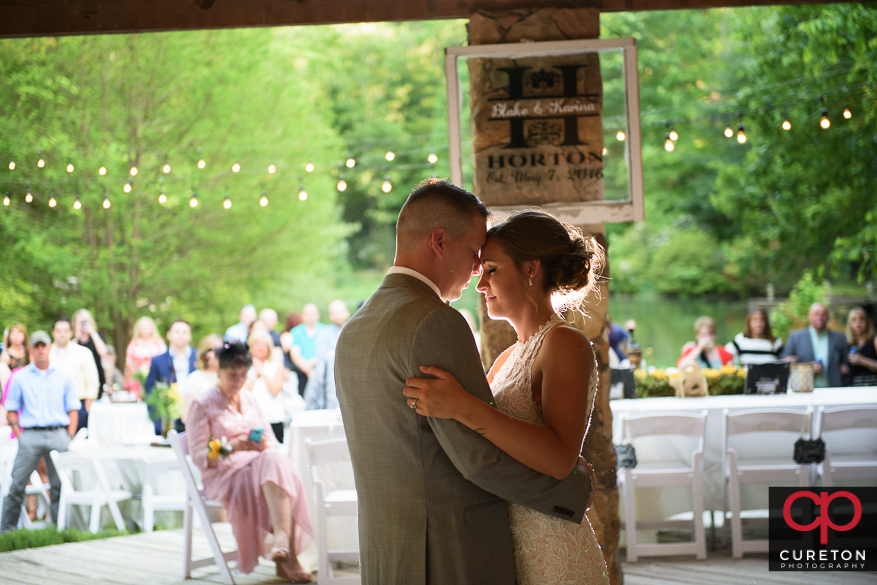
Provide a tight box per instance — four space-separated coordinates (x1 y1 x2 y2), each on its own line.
468 8 620 584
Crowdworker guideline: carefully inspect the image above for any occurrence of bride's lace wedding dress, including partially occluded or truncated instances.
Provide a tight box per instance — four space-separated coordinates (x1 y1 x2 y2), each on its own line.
490 314 610 585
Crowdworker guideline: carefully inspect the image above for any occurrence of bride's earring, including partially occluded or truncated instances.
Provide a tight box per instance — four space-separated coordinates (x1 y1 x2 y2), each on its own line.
528 275 533 287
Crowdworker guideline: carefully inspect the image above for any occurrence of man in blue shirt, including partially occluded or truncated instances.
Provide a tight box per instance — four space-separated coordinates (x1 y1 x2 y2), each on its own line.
1 331 80 532
224 304 257 343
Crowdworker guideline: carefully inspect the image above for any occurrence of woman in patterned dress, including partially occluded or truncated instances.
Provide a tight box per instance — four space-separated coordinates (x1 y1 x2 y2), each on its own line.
404 209 610 585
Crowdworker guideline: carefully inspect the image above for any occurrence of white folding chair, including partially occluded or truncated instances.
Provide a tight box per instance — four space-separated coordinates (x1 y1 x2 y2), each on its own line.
141 457 187 532
618 411 708 562
50 449 133 533
305 437 359 584
722 408 811 558
168 430 237 585
815 405 877 486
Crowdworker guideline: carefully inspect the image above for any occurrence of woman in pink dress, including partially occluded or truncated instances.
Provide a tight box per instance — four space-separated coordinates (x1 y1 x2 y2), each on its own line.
187 342 313 582
124 316 167 398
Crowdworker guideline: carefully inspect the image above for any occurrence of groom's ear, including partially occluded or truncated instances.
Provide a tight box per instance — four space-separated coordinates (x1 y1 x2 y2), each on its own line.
428 228 448 257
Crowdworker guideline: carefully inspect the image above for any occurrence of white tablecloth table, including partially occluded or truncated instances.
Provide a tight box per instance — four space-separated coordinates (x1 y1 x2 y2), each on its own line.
87 402 156 445
609 387 877 529
287 409 358 556
61 441 185 531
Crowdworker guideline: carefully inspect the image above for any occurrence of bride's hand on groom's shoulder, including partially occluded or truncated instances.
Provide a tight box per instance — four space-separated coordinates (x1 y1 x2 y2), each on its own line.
403 366 470 420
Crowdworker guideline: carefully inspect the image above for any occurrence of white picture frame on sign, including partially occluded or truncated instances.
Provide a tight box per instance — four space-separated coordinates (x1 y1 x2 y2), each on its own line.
445 37 644 224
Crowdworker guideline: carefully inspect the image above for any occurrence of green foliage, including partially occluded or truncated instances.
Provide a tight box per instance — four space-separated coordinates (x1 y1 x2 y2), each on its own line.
0 526 131 552
770 272 829 340
634 371 674 398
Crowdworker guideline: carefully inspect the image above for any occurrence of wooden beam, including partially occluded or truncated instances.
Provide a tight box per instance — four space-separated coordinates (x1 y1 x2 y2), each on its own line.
0 0 857 39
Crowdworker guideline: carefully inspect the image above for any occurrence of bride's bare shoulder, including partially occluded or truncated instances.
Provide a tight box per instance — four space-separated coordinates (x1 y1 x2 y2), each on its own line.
487 345 517 384
541 324 594 364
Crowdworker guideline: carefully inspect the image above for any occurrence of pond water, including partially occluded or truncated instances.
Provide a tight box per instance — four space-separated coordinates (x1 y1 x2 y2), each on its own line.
608 296 749 368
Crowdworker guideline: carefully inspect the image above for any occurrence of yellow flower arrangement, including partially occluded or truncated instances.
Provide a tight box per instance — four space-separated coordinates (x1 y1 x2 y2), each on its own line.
206 436 232 460
633 369 648 380
651 369 667 380
720 365 737 375
703 368 721 379
736 368 747 378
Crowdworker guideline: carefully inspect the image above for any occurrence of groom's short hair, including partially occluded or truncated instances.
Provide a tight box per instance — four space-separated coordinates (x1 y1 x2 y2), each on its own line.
397 178 489 251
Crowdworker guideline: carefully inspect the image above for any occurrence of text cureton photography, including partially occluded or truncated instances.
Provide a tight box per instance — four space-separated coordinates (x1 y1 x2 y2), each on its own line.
769 487 876 572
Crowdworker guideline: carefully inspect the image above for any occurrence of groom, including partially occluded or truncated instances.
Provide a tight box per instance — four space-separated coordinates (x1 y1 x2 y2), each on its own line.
335 179 593 585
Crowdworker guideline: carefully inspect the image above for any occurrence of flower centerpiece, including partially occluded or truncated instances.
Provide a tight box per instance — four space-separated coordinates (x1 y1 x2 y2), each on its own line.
703 365 747 395
143 381 183 437
634 368 675 398
635 364 746 398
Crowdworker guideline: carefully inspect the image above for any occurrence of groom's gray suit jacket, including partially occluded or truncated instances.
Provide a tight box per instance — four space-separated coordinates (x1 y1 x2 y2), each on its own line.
335 273 591 585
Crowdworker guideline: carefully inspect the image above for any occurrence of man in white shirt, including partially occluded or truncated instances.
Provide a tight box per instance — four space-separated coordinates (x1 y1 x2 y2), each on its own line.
49 317 99 431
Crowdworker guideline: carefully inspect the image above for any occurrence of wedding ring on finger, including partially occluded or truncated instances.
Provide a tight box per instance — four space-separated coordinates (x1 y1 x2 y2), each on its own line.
410 398 419 410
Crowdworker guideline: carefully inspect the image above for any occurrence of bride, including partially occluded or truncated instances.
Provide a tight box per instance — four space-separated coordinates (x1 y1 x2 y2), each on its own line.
403 209 610 585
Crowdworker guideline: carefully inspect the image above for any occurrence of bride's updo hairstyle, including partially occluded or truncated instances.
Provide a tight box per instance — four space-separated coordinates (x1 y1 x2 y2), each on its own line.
487 209 604 312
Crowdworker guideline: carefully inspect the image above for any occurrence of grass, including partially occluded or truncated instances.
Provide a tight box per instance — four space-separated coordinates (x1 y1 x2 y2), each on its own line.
0 526 132 553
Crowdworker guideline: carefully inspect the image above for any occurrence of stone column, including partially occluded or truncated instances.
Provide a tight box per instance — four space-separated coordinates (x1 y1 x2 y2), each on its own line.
468 8 620 584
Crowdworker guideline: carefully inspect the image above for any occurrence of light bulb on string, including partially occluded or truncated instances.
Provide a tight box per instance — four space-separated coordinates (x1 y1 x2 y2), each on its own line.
223 194 232 209
602 147 607 156
385 148 395 162
8 160 14 170
346 155 356 169
37 150 45 168
305 162 314 173
163 161 171 174
190 192 198 208
843 106 852 120
158 188 167 204
48 194 57 208
260 191 269 207
298 185 307 201
25 188 33 203
73 195 81 210
130 165 138 176
3 192 10 206
337 174 347 192
66 160 74 173
268 163 276 174
664 134 675 152
99 165 107 175
382 175 392 193
737 123 747 144
103 195 111 209
724 124 734 138
820 108 830 129
123 180 133 193
669 128 678 141
232 162 241 173
782 116 791 131
197 148 206 169
428 152 438 164
616 130 626 141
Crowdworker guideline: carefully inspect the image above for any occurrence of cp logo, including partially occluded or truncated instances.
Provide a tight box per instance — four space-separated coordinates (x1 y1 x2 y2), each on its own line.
783 490 862 545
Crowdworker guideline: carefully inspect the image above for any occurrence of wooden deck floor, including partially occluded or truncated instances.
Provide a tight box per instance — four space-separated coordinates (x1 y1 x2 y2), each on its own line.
0 526 874 585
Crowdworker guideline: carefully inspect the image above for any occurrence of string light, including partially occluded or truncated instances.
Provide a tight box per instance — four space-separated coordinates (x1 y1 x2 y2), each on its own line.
616 130 626 141
103 195 111 209
163 161 171 174
782 116 791 131
724 124 734 138
232 162 241 173
130 165 138 176
428 152 438 164
298 184 307 201
260 190 269 207
190 191 198 208
37 150 45 168
25 188 33 203
345 155 356 169
737 123 747 144
3 192 9 206
843 106 852 120
268 163 276 174
385 147 395 162
382 175 392 193
820 108 830 129
664 133 675 152
48 194 56 207
669 128 678 141
66 160 74 173
197 148 206 169
73 195 81 209
305 162 314 173
99 165 107 175
337 174 347 192
8 160 14 170
223 195 232 209
158 188 167 204
123 180 133 193
602 147 607 156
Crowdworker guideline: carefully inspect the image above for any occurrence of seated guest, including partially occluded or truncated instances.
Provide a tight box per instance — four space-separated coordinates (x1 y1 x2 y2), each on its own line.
678 316 734 369
145 319 196 433
1 331 80 532
180 334 224 424
244 331 289 443
725 309 784 365
187 343 312 582
845 307 877 386
782 302 849 388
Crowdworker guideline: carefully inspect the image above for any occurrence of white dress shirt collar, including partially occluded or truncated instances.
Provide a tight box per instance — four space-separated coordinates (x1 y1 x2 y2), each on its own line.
388 266 442 299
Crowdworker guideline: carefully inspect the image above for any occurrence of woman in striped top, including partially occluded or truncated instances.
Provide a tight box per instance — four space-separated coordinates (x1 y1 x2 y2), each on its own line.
725 309 783 365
